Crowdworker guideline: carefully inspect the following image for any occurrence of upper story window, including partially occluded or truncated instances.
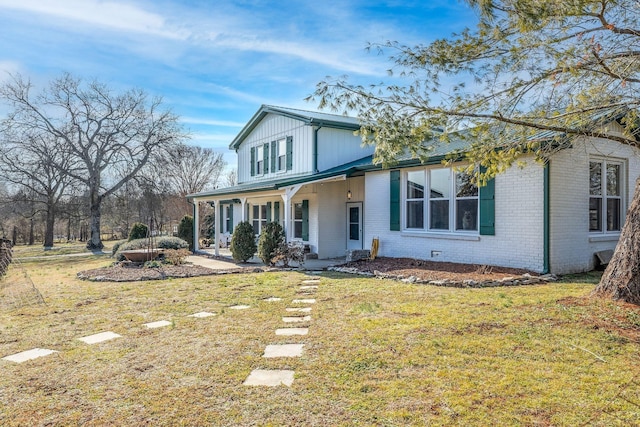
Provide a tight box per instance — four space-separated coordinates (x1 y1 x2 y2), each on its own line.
590 159 624 233
250 136 292 177
405 167 478 232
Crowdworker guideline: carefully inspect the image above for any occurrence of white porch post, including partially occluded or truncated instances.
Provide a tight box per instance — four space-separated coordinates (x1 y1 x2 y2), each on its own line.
193 200 200 252
282 185 302 242
213 200 220 257
240 198 247 222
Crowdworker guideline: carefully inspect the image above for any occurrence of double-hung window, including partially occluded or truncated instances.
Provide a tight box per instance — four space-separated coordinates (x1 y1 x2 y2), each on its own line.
277 138 287 171
255 146 264 175
293 202 304 238
589 159 623 233
252 204 267 234
404 167 478 232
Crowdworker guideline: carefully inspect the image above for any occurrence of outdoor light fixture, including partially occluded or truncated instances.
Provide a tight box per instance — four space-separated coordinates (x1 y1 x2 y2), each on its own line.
347 190 352 200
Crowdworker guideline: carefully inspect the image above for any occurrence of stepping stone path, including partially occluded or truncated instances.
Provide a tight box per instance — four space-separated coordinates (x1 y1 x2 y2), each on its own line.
263 297 282 302
2 348 58 363
263 344 304 358
243 369 295 387
285 307 312 313
144 320 172 329
228 305 251 310
188 312 216 318
276 328 308 336
245 276 322 387
78 331 121 344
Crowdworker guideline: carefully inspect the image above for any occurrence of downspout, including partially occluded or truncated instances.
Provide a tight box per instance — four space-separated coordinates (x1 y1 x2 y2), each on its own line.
543 162 550 274
313 125 322 173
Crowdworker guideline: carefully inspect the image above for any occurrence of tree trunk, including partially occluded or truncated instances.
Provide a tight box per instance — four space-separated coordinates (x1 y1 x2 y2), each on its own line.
43 205 55 248
28 218 34 245
594 178 640 304
86 193 104 250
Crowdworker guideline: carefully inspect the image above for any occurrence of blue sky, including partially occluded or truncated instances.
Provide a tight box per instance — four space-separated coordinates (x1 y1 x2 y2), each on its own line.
0 0 477 169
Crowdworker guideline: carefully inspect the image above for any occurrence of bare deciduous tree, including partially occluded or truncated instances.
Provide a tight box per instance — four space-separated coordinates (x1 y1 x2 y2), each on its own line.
0 73 185 250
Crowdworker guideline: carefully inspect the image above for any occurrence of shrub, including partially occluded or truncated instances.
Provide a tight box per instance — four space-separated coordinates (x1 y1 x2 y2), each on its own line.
258 222 285 266
161 248 191 265
177 215 194 251
128 222 148 241
230 221 256 262
273 241 306 267
115 236 189 261
110 240 127 257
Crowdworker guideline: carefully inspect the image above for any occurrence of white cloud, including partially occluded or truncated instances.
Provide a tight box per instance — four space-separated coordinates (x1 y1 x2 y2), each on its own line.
0 0 188 39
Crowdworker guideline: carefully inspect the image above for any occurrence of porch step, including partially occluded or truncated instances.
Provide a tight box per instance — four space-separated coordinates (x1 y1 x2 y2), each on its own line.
346 249 370 262
304 253 318 260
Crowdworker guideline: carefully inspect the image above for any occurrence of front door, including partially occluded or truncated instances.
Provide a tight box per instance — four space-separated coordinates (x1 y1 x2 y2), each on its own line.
346 202 363 250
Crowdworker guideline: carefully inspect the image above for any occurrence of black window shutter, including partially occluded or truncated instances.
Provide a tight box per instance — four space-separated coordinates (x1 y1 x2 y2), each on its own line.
389 170 401 231
250 147 255 177
302 199 309 241
264 144 269 174
286 136 293 171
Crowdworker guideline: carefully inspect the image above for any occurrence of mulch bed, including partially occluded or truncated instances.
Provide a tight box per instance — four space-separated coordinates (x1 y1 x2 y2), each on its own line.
77 263 255 282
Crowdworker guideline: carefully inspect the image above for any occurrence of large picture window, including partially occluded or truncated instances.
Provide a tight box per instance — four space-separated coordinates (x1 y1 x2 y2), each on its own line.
404 167 478 232
590 159 623 232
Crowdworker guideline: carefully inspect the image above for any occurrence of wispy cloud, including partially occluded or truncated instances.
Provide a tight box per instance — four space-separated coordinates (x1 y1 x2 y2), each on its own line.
0 0 187 39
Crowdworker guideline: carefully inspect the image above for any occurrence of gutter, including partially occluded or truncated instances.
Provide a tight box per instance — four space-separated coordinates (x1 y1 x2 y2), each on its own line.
543 162 550 274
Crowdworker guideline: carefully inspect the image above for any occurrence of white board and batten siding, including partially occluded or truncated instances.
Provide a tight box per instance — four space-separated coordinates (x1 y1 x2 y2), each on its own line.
363 162 547 273
316 127 374 172
236 114 314 184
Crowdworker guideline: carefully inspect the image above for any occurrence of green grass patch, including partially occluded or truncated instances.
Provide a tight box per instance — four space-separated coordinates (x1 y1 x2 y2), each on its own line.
0 256 638 426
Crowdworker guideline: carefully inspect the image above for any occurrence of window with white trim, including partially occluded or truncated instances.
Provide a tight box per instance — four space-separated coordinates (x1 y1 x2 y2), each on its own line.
589 159 624 233
404 167 478 232
277 138 287 171
252 204 267 234
293 202 303 238
255 145 265 175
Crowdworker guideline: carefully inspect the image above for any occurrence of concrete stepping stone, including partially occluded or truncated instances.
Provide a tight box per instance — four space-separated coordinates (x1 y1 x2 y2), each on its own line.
188 312 216 318
292 298 316 304
263 297 282 302
2 348 58 363
276 328 309 336
78 331 121 345
263 344 304 358
301 280 321 285
285 307 312 313
299 285 318 290
307 271 323 275
144 320 172 329
283 315 311 323
243 369 295 387
228 305 251 310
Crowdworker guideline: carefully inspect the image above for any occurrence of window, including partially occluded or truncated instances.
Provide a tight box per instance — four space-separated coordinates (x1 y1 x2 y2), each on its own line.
404 167 478 232
256 146 264 175
277 138 287 171
590 159 623 232
293 202 303 238
252 204 268 234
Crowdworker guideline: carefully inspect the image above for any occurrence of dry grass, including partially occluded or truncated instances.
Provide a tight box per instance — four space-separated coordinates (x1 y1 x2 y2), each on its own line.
0 256 639 426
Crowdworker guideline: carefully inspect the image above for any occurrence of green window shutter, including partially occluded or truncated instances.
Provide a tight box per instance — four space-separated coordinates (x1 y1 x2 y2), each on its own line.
479 176 495 235
250 147 255 177
389 170 401 231
263 144 270 174
274 201 280 224
266 202 272 222
228 205 234 233
286 136 293 171
219 204 224 233
302 199 309 241
271 142 276 172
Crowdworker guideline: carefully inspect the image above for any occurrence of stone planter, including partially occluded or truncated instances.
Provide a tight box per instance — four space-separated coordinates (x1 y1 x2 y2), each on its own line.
120 249 163 263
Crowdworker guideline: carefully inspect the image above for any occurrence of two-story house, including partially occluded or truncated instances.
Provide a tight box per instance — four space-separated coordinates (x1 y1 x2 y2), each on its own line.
188 105 640 274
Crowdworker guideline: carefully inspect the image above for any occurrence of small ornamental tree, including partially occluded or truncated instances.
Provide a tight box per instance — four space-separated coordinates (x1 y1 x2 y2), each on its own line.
177 215 194 252
230 221 256 263
258 222 285 266
128 222 148 241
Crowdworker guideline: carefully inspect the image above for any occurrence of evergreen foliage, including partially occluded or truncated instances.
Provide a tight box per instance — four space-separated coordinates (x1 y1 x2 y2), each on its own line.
177 215 194 251
230 221 256 262
258 222 285 266
128 222 148 241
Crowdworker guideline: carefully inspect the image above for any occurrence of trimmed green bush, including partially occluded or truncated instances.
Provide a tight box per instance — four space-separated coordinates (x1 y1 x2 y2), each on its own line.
128 222 148 241
258 222 284 266
230 221 256 262
177 215 194 251
115 236 189 261
111 239 127 257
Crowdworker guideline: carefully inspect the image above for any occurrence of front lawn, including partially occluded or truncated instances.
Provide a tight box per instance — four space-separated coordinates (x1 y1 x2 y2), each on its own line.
0 256 638 426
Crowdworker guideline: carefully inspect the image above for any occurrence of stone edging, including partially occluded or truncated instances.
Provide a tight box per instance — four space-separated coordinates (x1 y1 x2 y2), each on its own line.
327 266 558 288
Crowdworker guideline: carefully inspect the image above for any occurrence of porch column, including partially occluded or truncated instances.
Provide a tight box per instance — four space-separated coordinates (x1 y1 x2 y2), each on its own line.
281 185 302 242
213 200 220 257
240 198 247 221
193 200 200 252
